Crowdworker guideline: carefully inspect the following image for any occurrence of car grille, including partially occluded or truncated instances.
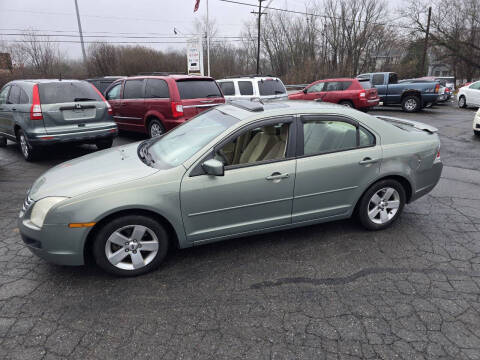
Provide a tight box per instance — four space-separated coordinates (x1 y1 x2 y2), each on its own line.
22 196 34 212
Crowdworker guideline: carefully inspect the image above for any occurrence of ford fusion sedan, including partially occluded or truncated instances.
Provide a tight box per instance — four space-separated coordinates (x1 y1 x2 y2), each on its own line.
19 101 443 276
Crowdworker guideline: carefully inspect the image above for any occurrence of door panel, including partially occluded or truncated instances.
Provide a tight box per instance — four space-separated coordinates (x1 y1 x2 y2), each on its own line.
181 160 296 242
0 85 11 135
293 146 381 223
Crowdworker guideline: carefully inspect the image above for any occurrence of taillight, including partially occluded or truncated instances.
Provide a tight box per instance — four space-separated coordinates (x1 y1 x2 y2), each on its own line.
435 84 440 93
171 102 184 118
436 149 440 159
91 84 113 115
359 90 366 99
30 84 43 120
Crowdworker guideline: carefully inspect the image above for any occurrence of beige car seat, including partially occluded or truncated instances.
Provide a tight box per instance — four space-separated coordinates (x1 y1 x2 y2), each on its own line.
263 125 288 160
239 126 278 164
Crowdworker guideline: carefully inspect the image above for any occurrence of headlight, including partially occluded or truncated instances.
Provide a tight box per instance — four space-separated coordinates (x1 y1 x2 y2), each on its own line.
30 197 68 228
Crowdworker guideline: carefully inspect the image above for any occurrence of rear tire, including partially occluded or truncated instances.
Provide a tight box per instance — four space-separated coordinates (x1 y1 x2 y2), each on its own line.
474 130 480 137
458 96 467 108
339 100 354 109
96 138 113 150
92 215 169 277
18 130 37 161
148 119 165 138
401 95 421 112
0 136 6 147
358 179 406 231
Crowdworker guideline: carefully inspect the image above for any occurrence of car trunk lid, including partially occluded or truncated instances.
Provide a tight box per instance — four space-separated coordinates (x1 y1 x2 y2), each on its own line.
375 115 438 134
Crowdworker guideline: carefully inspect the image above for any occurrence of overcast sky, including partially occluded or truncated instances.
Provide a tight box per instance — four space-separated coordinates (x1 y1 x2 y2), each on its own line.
0 0 402 60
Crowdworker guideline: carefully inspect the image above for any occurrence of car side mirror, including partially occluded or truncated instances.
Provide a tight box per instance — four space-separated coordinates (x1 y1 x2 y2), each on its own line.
303 88 308 94
202 159 224 176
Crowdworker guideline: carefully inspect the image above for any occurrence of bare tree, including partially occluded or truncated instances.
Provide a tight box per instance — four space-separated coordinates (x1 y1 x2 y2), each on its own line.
15 32 62 76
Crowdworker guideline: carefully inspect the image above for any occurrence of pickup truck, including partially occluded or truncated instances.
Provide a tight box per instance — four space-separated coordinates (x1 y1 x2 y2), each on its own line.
356 72 440 112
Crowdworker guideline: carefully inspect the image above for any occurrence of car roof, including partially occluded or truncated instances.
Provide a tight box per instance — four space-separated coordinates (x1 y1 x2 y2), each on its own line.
12 79 86 84
124 75 215 81
316 78 358 82
217 76 283 82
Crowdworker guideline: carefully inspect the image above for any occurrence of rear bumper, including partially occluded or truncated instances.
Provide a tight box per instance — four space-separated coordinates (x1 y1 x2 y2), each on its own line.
18 218 87 266
357 99 380 108
410 161 443 202
27 124 118 146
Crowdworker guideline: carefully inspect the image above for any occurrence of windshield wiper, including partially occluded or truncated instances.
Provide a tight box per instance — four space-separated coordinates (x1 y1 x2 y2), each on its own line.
74 97 96 102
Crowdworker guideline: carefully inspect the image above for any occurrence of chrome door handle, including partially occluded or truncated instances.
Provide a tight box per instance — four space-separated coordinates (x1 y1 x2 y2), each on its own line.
359 157 378 165
266 172 289 181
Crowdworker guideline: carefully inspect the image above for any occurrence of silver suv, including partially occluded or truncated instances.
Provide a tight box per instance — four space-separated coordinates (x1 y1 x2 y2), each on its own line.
0 79 118 161
217 75 288 102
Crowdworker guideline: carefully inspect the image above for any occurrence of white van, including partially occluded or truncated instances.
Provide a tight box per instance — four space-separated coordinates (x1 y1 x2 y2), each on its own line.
217 75 288 101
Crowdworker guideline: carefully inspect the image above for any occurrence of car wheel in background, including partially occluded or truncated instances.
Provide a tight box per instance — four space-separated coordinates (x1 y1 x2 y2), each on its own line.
339 100 354 108
474 130 480 137
401 95 421 112
0 136 6 147
18 130 37 161
92 215 169 277
458 96 467 108
358 179 406 231
95 138 113 150
148 119 165 138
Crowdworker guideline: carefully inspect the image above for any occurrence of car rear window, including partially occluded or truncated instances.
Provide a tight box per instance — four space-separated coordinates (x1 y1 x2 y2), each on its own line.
358 79 373 89
257 79 286 96
177 79 222 99
238 81 254 95
38 82 103 104
219 81 235 96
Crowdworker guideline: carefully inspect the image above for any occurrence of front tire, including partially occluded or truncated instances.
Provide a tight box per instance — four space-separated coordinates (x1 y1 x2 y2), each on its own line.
458 96 467 108
474 130 480 137
401 95 421 112
92 215 169 277
18 130 37 161
358 179 406 230
148 119 165 138
96 137 113 150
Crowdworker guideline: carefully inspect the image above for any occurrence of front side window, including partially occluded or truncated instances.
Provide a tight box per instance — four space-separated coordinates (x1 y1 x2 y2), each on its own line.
303 120 357 155
148 109 240 168
238 81 254 95
123 80 144 99
389 73 398 84
307 82 325 93
0 86 9 105
470 82 480 90
106 83 122 100
216 122 289 167
145 79 169 98
219 81 235 96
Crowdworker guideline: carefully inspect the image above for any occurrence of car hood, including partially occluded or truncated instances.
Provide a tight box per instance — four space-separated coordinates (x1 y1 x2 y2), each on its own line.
29 142 159 200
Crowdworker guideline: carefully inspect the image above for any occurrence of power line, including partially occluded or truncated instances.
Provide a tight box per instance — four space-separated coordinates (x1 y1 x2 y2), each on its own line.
0 33 249 40
6 39 253 44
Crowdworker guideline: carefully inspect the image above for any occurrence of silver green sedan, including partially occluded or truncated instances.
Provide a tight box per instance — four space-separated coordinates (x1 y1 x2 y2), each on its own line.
18 101 443 276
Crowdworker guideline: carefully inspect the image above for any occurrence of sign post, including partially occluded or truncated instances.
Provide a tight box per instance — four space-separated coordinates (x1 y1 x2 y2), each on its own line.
187 36 204 76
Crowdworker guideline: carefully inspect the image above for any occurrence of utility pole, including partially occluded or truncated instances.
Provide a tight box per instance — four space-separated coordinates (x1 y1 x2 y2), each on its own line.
206 0 211 77
421 6 432 77
252 0 265 74
74 0 87 65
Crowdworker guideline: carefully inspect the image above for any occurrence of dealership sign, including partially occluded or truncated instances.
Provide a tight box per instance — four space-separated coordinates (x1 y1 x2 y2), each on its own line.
187 37 204 76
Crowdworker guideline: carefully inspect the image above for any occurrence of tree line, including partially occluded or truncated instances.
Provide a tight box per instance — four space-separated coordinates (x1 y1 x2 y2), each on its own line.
1 0 479 88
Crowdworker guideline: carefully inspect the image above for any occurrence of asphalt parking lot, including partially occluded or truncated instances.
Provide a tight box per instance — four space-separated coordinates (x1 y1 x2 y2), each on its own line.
1 102 479 360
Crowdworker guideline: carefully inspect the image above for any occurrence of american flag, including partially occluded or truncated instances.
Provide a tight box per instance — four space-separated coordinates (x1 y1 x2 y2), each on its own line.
194 0 200 12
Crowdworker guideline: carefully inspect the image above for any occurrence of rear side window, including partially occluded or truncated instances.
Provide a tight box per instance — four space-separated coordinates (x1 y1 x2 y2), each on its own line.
325 82 344 91
257 79 286 96
372 74 384 86
123 80 144 99
359 127 375 147
341 81 352 90
38 82 102 104
303 120 357 155
7 85 20 104
219 82 235 96
358 80 372 89
19 88 29 104
145 79 169 98
238 81 254 95
176 80 222 99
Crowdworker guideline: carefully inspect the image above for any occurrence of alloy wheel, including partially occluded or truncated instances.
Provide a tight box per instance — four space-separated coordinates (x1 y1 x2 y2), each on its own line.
367 187 400 225
105 225 159 271
404 99 417 112
150 123 164 137
20 135 29 158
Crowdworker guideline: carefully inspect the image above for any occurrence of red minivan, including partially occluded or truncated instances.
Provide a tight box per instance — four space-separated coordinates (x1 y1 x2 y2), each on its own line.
105 75 225 137
289 78 379 110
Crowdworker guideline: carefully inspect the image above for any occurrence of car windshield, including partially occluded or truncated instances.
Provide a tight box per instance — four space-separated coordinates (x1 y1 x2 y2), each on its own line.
147 108 240 168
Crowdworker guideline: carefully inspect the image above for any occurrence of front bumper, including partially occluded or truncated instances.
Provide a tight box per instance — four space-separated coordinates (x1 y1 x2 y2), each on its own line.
27 124 118 146
473 113 480 131
18 218 88 266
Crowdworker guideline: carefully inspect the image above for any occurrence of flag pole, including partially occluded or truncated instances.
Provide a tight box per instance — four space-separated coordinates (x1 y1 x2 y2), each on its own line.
206 0 211 77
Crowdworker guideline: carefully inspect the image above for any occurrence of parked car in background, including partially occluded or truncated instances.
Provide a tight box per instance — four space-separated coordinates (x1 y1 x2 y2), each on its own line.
288 78 379 110
357 72 440 112
217 75 288 102
86 76 125 94
0 79 117 161
457 80 480 108
473 108 480 136
104 74 225 138
434 76 455 91
19 100 443 276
